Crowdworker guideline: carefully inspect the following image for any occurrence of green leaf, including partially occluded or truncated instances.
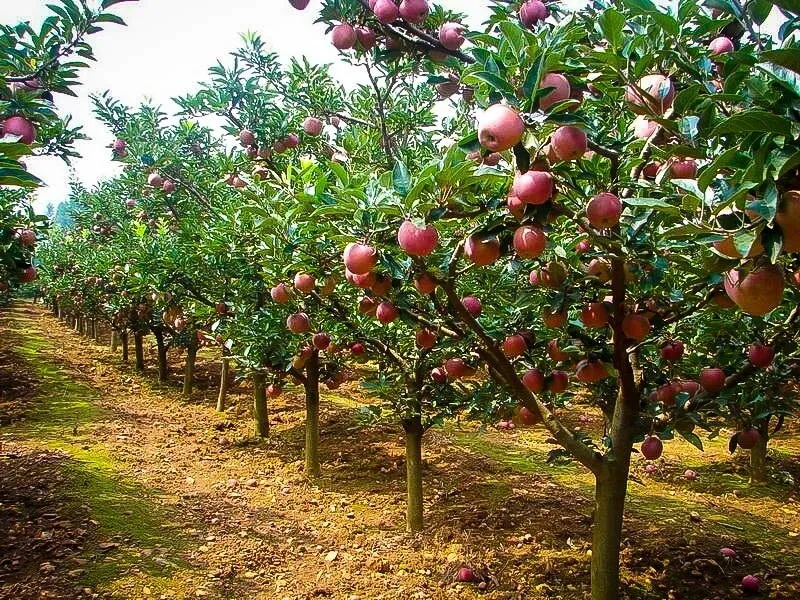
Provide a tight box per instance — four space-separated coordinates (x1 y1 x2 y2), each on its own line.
624 197 681 215
392 160 411 197
622 0 679 34
598 9 626 50
464 71 517 101
760 48 800 75
770 0 800 14
711 111 793 137
0 168 42 187
698 147 739 191
94 13 127 26
676 428 704 451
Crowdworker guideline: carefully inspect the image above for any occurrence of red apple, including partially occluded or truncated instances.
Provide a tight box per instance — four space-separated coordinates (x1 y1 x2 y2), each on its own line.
747 343 774 368
660 340 684 362
741 575 759 595
519 0 548 28
271 283 291 304
343 242 378 275
415 328 437 349
3 116 36 144
550 126 587 161
346 269 377 289
373 0 400 23
622 314 650 341
332 24 357 50
547 339 569 362
289 0 310 9
539 73 570 111
294 273 316 294
302 117 323 136
503 334 528 358
350 342 366 356
397 220 438 256
513 170 553 205
464 234 501 266
542 307 567 328
356 26 377 50
461 295 482 317
438 22 466 50
431 367 448 384
399 0 428 24
709 36 734 55
724 265 785 316
548 370 569 393
513 225 547 259
267 383 282 398
478 104 526 152
641 435 663 460
414 273 437 295
625 74 675 114
737 427 761 450
287 312 310 334
586 192 622 229
699 367 725 394
518 406 538 426
670 158 698 179
580 302 609 328
239 129 256 146
523 368 546 393
376 301 399 324
370 274 392 296
147 172 163 188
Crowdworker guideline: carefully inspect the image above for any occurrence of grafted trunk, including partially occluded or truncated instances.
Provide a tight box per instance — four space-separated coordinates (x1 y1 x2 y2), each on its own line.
183 341 198 398
134 331 145 372
152 327 168 383
216 350 231 412
303 351 321 477
403 416 424 532
252 372 269 438
121 331 129 363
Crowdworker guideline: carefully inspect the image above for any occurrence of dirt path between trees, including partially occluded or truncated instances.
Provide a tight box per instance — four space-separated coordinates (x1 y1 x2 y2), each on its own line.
1 303 799 600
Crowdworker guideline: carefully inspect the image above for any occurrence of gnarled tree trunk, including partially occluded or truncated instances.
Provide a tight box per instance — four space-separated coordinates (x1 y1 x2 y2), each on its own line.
120 331 129 363
134 331 145 372
304 350 321 477
750 420 770 485
252 372 269 438
111 330 119 352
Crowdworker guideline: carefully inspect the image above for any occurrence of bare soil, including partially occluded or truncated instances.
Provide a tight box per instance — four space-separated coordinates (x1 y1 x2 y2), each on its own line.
1 303 799 599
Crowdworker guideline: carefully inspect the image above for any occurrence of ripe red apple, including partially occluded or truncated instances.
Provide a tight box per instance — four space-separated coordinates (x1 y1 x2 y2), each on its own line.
542 307 567 328
313 332 331 350
539 73 570 111
113 138 127 154
147 172 163 187
370 274 392 296
576 359 609 383
586 192 622 229
748 343 774 368
19 266 37 283
720 547 736 559
444 358 469 379
641 435 663 460
548 370 569 393
737 427 761 450
267 383 282 398
713 234 764 259
478 104 526 152
622 314 651 341
507 195 525 219
289 0 310 9
741 575 759 594
17 229 36 247
794 270 800 286
398 220 438 256
239 129 256 146
513 225 547 259
519 0 548 28
431 367 448 383
294 273 316 294
709 36 734 55
376 301 399 324
332 24 357 49
215 302 228 315
303 117 323 136
287 312 310 334
670 158 698 179
415 328 437 349
711 291 736 308
625 74 675 114
3 116 36 144
343 242 378 275
271 283 291 304
125 198 137 208
513 170 553 205
683 469 697 481
642 161 661 179
373 0 400 23
358 296 377 315
523 368 546 393
660 340 684 362
454 567 476 582
350 342 366 356
724 264 785 316
547 339 569 362
461 295 482 317
580 302 609 328
356 26 377 50
586 258 611 282
632 116 658 139
414 273 437 295
775 190 800 252
464 234 501 266
161 179 176 194
550 126 587 161
346 269 376 289
399 0 428 23
503 334 528 358
438 22 466 50
699 367 726 394
484 152 501 166
518 406 538 426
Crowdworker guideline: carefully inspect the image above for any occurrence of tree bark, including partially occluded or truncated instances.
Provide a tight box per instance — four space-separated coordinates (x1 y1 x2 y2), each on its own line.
403 416 424 532
216 349 231 412
121 331 129 362
750 421 770 485
134 331 145 372
183 341 198 398
152 327 168 383
591 464 630 600
252 372 269 438
111 331 119 352
93 319 100 342
304 351 321 478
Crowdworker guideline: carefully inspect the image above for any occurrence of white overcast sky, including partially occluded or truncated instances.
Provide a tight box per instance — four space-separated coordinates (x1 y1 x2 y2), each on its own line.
1 1 494 213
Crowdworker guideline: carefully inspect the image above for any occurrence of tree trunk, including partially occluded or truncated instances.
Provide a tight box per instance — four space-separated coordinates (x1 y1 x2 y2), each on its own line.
57 304 62 319
252 372 269 438
590 463 630 600
403 416 424 532
134 332 145 372
111 331 119 352
750 421 770 485
152 327 168 383
216 350 231 412
183 342 198 398
304 351 321 478
121 332 129 362
93 319 100 342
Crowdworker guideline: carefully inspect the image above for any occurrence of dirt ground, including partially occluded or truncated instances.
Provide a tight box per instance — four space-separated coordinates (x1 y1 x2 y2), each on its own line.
1 303 799 600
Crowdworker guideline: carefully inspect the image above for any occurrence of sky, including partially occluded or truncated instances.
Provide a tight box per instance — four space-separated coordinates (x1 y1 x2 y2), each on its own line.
1 1 493 213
